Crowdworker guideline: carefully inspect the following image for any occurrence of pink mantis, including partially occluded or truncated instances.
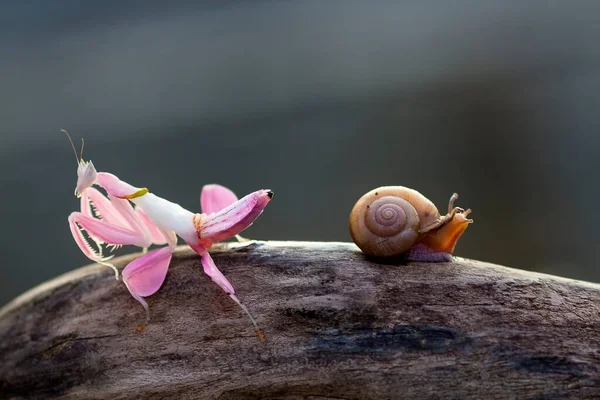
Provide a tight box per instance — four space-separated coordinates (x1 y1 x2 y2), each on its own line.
64 132 272 338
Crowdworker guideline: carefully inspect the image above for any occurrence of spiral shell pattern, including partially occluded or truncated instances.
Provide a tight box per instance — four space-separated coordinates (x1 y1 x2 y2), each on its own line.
365 197 410 237
349 191 422 257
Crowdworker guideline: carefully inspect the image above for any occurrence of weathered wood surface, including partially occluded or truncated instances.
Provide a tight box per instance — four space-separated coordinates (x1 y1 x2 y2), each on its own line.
1 241 599 400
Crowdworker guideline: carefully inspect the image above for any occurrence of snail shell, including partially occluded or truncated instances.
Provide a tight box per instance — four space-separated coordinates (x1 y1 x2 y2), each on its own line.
349 186 472 259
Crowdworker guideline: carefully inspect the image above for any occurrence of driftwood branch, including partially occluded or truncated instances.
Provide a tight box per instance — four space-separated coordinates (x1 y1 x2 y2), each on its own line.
1 241 599 399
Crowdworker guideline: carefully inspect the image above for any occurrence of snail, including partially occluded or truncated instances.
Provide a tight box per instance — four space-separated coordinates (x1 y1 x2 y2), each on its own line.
349 186 473 261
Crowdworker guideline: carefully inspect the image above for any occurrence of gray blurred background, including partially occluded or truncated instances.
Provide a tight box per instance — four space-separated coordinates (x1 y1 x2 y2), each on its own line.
1 0 599 306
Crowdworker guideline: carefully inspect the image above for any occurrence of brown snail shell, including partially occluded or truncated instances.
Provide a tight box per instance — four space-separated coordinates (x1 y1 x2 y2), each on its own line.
349 186 472 260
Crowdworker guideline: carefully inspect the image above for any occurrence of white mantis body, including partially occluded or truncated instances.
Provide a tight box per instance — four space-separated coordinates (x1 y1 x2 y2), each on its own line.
65 132 272 338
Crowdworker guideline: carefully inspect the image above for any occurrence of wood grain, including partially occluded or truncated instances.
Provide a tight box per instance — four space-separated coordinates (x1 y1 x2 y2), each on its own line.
1 241 599 399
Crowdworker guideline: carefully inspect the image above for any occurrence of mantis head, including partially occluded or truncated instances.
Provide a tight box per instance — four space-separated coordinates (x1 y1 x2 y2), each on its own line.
63 129 98 197
75 160 98 197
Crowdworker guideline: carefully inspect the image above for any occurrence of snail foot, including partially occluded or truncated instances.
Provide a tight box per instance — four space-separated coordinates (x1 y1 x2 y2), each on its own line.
405 243 453 262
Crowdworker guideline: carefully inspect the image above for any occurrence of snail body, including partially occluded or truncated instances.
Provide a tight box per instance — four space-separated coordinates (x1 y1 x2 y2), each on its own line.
349 186 472 261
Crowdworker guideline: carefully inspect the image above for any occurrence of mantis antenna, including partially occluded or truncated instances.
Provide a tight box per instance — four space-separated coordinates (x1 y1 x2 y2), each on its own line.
61 129 80 165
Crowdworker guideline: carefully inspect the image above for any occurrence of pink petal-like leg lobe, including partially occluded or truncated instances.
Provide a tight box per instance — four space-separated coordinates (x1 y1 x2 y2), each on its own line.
197 189 273 245
122 247 173 324
201 184 238 214
195 246 263 339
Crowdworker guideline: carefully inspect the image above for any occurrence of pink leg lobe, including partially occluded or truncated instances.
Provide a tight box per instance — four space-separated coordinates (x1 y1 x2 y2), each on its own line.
122 247 173 324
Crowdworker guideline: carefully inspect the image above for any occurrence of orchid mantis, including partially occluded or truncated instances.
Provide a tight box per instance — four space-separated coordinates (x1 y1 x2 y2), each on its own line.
64 131 272 338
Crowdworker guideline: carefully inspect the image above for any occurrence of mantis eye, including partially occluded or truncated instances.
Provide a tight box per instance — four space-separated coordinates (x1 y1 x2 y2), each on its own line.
75 161 98 197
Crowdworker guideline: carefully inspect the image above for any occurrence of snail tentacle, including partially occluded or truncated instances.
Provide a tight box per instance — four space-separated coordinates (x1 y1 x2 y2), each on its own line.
448 193 459 213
